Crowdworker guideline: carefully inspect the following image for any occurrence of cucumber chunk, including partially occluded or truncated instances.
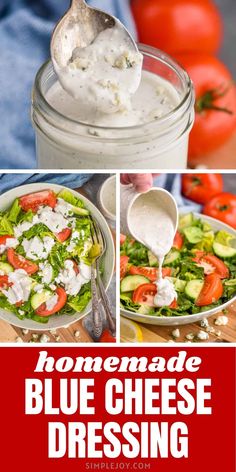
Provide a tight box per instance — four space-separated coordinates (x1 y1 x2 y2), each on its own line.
183 226 203 244
163 250 180 266
120 275 149 293
148 250 158 267
31 290 52 310
185 279 204 301
213 242 236 259
0 262 13 274
137 305 153 315
167 277 186 292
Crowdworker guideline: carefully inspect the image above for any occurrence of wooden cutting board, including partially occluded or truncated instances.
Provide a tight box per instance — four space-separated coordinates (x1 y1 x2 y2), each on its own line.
139 301 236 343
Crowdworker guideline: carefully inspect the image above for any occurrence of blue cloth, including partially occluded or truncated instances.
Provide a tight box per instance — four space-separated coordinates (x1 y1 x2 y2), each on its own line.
0 173 93 194
0 0 135 169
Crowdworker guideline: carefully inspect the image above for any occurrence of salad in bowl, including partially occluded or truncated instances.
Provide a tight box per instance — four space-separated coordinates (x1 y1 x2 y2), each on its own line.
0 183 114 329
120 213 236 326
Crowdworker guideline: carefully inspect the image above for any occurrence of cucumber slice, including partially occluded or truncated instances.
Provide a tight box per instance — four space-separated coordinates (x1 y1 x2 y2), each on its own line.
120 275 149 293
185 279 204 301
167 277 186 292
163 249 180 266
137 305 153 315
148 250 158 267
0 262 13 274
31 290 52 310
213 242 236 259
179 213 193 229
183 226 203 244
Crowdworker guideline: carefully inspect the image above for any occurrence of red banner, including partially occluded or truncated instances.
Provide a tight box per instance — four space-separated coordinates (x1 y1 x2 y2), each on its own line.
0 346 235 471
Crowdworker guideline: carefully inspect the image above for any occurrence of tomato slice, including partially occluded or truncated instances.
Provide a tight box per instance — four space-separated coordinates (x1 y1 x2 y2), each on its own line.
0 275 12 289
120 255 129 279
36 287 67 317
120 234 126 246
72 260 79 275
173 231 184 250
169 299 178 309
133 283 157 307
193 251 229 279
7 249 38 275
196 274 223 306
0 235 15 245
129 266 171 282
55 227 72 242
99 330 116 343
19 190 57 213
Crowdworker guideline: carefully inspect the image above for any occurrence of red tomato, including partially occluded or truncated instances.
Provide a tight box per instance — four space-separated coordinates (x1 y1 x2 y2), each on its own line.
72 261 79 275
0 275 12 289
173 231 184 250
99 330 116 343
193 251 229 279
120 255 129 279
55 227 72 242
129 266 171 282
175 55 236 158
133 283 157 307
203 193 236 229
182 174 223 204
133 283 177 308
19 190 57 213
120 234 126 246
0 235 15 245
196 274 223 306
169 299 178 309
7 249 38 275
36 287 67 317
131 0 222 56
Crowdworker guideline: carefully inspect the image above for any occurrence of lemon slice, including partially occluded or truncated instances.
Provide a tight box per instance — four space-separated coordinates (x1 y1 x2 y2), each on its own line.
120 317 143 343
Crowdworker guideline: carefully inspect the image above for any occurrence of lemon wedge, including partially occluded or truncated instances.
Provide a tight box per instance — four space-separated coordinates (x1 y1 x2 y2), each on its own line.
120 317 143 343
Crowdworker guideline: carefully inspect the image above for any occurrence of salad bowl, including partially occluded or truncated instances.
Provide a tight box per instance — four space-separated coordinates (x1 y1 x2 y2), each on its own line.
120 213 236 326
0 182 115 331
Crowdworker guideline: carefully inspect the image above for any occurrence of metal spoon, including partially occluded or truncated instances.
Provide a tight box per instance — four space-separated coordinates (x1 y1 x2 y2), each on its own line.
51 0 138 69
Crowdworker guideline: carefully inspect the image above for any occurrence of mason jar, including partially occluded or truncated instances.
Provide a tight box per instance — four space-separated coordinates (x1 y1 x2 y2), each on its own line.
31 44 195 170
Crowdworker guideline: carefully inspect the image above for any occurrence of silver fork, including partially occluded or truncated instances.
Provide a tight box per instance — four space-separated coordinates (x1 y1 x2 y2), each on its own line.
90 217 116 336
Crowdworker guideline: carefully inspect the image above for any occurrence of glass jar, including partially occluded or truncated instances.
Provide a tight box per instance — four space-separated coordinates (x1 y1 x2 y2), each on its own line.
31 44 195 170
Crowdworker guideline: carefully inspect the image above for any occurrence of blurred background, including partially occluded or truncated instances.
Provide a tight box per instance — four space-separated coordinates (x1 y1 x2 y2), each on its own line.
0 0 235 168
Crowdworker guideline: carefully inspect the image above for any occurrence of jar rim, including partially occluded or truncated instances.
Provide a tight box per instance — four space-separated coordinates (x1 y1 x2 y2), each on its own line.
33 43 194 134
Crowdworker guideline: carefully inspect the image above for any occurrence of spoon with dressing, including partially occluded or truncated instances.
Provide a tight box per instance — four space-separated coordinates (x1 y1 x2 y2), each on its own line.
51 0 138 71
50 0 142 113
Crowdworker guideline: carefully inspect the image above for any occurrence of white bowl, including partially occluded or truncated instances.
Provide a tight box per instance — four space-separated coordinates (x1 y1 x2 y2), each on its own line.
121 213 236 326
0 183 115 330
97 175 116 222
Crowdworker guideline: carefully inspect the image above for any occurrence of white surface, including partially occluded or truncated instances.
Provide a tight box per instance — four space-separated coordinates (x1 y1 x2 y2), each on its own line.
0 183 115 330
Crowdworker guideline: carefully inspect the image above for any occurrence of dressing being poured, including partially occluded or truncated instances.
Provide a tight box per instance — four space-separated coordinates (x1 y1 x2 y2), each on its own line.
52 21 143 115
129 191 177 308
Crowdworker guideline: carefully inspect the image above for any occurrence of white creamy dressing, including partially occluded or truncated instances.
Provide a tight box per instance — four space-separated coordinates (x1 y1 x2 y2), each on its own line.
22 236 55 261
129 193 177 307
0 237 19 254
47 71 179 129
67 229 85 253
14 205 75 239
55 260 91 296
2 269 32 305
53 22 143 115
45 293 59 311
39 262 54 285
